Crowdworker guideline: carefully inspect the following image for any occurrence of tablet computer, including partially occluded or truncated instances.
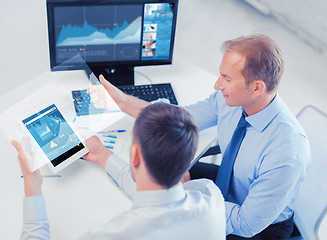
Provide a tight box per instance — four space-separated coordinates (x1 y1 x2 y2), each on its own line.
22 103 88 173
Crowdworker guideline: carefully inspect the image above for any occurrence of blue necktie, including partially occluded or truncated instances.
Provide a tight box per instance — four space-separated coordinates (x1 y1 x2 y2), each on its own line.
215 113 249 199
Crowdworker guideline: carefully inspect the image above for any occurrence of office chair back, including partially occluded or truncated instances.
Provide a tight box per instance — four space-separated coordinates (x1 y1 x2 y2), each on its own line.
293 105 327 240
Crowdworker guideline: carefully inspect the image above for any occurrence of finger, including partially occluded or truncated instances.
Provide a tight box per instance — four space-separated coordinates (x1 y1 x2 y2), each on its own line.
99 74 107 85
82 152 98 163
99 74 114 91
86 87 91 94
82 152 90 161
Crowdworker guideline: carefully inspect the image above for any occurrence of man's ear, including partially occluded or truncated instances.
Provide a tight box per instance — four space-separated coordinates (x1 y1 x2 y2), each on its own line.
130 144 141 168
252 80 266 96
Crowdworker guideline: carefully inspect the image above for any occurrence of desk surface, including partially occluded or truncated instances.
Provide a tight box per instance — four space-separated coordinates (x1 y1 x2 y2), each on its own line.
0 59 218 239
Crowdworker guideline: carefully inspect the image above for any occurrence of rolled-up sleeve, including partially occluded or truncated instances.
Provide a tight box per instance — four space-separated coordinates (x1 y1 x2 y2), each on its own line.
185 92 220 131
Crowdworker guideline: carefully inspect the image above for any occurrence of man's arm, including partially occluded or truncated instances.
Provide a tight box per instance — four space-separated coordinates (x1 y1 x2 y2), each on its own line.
185 91 221 131
225 163 302 237
83 136 136 199
225 134 310 237
11 139 50 240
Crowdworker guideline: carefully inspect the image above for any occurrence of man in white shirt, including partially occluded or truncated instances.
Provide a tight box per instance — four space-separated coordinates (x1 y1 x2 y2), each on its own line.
12 102 226 240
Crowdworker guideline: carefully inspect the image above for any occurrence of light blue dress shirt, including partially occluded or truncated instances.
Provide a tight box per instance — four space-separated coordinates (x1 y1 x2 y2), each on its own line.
186 91 311 237
21 154 226 240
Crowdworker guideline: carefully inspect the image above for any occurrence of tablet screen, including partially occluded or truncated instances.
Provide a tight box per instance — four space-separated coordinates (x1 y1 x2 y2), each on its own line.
22 104 85 167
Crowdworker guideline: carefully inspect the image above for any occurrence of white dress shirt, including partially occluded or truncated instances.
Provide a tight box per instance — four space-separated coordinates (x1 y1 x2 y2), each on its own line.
21 154 226 240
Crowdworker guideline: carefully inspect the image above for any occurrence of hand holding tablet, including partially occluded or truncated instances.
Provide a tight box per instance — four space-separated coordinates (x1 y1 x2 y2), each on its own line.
22 104 89 173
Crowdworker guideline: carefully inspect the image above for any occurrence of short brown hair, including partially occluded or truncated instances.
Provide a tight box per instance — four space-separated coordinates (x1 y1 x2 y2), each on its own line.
133 103 199 188
223 34 284 92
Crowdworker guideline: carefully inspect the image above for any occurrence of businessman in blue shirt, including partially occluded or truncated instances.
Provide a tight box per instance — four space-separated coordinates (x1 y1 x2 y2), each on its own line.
184 35 311 239
89 34 311 239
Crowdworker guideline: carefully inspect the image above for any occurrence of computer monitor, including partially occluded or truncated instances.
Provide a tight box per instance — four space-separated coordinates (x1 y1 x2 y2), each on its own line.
46 0 179 86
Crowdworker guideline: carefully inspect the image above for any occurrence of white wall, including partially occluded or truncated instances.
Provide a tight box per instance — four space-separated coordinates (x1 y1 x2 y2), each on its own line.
174 0 327 115
243 0 327 55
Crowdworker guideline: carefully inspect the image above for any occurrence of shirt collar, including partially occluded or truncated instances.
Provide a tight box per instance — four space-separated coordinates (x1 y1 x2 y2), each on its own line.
245 94 281 132
132 184 186 208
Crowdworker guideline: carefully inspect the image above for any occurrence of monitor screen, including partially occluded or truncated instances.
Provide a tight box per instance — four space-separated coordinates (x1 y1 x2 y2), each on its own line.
46 0 179 85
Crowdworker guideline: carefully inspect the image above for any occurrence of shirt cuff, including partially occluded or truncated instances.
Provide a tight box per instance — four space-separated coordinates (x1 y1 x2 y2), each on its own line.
225 201 238 235
23 196 48 223
105 154 128 180
104 154 136 199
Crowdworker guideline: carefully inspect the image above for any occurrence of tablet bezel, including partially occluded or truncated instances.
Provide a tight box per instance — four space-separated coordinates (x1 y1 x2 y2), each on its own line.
20 102 89 173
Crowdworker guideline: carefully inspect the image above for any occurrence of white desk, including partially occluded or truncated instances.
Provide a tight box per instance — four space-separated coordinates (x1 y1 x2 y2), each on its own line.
0 59 218 239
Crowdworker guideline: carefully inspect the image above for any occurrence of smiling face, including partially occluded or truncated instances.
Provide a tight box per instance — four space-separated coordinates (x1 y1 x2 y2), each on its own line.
214 51 257 111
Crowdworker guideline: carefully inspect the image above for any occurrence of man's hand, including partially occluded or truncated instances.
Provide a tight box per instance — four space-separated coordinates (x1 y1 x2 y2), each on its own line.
87 75 127 111
89 74 151 118
11 138 43 197
82 135 113 169
87 83 121 111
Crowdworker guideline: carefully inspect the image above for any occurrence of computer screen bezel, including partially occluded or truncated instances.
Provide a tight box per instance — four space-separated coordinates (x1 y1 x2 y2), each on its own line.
46 0 179 73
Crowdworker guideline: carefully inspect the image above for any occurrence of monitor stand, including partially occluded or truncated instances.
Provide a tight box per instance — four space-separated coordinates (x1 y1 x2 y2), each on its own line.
90 66 134 86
